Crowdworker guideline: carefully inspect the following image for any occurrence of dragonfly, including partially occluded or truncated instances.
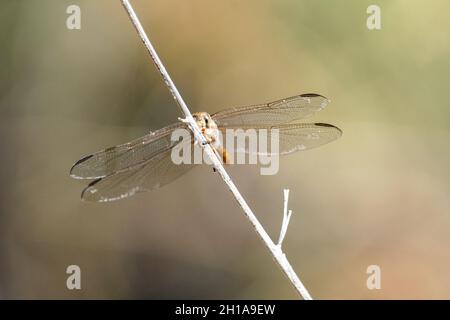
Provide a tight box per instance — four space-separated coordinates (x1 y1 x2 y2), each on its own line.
70 93 342 202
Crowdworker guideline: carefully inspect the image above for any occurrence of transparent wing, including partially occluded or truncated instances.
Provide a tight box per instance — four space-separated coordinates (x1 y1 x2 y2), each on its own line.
212 94 329 127
70 122 187 179
219 123 342 155
81 144 195 202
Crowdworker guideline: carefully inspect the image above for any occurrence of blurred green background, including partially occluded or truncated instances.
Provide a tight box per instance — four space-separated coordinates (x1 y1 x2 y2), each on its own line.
0 0 449 299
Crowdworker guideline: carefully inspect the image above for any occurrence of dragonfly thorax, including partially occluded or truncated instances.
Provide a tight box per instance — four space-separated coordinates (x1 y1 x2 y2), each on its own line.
193 112 220 148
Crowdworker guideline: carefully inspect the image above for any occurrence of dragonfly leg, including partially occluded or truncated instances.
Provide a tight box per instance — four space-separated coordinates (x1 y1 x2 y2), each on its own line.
202 135 214 145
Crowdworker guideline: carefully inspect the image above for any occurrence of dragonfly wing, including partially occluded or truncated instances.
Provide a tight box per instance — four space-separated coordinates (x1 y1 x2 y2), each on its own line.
219 123 342 155
70 122 187 179
81 145 195 202
212 94 329 127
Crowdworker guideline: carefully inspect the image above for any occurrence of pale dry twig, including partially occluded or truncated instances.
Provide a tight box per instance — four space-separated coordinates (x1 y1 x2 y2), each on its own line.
120 0 312 300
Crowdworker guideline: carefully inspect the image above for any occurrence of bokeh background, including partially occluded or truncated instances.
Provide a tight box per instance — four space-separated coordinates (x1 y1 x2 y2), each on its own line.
0 0 449 299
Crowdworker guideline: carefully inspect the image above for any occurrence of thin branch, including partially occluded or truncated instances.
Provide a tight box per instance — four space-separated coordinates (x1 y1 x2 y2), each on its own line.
120 0 312 300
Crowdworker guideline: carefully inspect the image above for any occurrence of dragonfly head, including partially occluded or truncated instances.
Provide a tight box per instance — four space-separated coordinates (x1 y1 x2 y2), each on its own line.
193 112 217 130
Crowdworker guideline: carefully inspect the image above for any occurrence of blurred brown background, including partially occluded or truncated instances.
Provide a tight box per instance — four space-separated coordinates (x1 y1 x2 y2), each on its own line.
0 0 449 299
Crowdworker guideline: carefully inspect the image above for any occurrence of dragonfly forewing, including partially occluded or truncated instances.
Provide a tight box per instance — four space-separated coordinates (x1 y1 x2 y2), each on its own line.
212 94 329 127
70 122 187 179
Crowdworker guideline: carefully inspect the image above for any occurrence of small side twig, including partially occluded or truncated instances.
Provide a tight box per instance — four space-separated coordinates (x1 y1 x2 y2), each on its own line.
278 189 293 247
120 0 312 300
